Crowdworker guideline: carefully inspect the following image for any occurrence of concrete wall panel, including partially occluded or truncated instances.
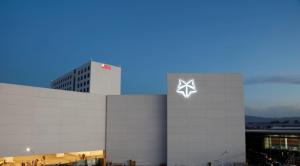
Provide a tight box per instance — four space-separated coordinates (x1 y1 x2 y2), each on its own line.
90 61 121 95
0 83 106 157
106 95 167 166
167 74 245 166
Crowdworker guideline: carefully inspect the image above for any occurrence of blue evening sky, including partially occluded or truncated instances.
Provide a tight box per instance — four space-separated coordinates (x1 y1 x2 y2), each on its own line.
1 0 300 117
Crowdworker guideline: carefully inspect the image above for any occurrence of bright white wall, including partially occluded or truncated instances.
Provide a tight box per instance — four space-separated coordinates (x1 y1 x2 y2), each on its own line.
106 95 167 166
167 74 245 166
0 83 106 157
90 61 121 95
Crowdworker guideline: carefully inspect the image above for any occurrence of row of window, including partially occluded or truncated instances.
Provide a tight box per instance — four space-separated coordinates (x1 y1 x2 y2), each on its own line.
56 87 89 92
64 87 72 91
77 73 90 81
54 87 72 91
78 66 90 75
55 86 89 92
77 87 89 92
53 77 91 90
53 75 72 86
54 81 72 89
53 64 90 86
52 64 91 90
54 72 89 88
77 80 90 88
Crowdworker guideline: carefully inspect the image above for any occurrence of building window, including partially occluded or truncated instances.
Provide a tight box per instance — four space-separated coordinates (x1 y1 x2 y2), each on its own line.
87 87 89 92
84 82 86 86
87 73 90 78
84 75 86 79
88 66 90 70
84 68 86 72
87 80 89 85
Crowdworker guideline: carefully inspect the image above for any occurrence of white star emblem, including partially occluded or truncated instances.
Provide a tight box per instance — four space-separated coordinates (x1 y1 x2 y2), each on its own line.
176 79 197 98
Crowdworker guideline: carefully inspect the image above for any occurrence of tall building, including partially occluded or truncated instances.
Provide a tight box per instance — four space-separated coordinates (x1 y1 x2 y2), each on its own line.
51 61 121 95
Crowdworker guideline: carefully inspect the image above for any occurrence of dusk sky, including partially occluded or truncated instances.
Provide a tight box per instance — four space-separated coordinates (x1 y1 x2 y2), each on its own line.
1 0 300 117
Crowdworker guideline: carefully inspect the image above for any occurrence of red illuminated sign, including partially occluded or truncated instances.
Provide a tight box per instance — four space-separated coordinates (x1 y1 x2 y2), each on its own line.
101 64 111 70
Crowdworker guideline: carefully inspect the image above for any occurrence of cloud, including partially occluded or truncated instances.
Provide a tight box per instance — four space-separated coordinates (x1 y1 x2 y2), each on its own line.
245 105 300 118
245 75 300 85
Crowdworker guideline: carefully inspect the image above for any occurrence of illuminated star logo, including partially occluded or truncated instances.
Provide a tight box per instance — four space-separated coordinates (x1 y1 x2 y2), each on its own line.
176 79 197 98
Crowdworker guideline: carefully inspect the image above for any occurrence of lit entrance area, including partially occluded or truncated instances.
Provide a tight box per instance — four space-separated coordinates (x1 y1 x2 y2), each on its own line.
246 130 300 165
0 150 104 166
264 135 300 151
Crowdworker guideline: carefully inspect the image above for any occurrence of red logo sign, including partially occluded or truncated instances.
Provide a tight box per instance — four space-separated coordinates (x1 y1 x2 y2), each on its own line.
101 64 111 70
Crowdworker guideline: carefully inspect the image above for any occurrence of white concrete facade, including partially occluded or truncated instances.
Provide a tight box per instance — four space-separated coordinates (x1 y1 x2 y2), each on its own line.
167 74 245 166
106 95 167 165
90 61 121 95
0 83 106 157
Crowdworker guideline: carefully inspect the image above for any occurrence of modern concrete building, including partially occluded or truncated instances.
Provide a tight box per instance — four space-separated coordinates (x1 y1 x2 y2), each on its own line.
51 61 121 95
0 61 245 166
167 74 245 165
